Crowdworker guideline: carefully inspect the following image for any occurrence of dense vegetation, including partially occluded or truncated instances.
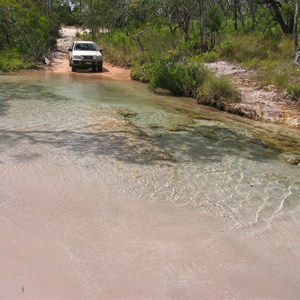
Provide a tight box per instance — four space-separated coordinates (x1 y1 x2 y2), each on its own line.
1 0 300 100
0 0 69 71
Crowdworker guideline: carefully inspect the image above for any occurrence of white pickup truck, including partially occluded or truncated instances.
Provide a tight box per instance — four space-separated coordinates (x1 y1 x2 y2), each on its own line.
68 41 103 72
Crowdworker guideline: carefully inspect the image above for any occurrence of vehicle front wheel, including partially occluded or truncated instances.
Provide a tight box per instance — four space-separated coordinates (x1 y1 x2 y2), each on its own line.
97 64 103 72
72 65 77 72
92 66 97 72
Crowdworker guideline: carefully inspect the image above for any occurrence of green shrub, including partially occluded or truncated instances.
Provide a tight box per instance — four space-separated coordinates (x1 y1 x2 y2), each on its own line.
197 76 241 106
217 34 280 63
287 84 300 100
218 40 241 60
97 31 138 66
130 64 152 82
0 50 40 72
142 26 179 55
189 51 220 64
142 56 240 106
147 58 212 97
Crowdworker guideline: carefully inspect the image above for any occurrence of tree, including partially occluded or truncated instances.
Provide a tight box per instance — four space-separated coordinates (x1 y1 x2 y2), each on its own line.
294 0 299 48
257 0 294 34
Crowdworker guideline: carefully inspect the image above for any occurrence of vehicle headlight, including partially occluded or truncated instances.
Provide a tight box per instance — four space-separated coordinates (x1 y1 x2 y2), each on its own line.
73 55 82 60
94 55 102 60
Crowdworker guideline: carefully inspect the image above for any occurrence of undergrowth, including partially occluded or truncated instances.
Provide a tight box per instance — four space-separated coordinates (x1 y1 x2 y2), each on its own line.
217 33 300 100
131 56 240 105
0 51 38 72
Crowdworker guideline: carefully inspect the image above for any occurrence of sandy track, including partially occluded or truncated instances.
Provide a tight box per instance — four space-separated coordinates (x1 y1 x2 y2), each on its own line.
48 26 131 80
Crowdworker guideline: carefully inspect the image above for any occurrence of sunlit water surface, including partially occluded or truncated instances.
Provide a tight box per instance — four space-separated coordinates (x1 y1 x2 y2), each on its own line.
0 72 299 299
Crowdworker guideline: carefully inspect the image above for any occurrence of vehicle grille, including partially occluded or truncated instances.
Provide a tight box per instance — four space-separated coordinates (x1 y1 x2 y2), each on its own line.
83 56 93 59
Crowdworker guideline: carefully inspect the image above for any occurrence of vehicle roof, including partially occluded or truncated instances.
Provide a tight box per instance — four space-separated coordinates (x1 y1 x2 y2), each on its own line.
74 41 95 44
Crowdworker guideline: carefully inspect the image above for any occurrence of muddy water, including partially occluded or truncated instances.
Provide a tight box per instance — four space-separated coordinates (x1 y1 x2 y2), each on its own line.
0 72 300 299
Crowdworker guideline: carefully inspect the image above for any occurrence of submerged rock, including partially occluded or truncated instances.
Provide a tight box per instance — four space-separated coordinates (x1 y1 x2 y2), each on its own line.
287 157 300 165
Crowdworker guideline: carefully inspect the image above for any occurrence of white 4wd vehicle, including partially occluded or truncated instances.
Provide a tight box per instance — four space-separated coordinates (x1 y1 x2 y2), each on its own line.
68 41 103 72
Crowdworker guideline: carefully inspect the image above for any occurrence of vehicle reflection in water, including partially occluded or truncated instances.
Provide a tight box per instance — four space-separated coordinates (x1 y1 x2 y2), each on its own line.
0 72 299 299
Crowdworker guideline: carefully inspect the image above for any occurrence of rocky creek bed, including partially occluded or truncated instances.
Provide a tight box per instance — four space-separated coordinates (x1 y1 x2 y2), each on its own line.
205 61 300 129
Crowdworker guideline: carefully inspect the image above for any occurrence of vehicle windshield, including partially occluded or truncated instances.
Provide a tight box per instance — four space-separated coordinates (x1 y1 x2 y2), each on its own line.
74 43 97 51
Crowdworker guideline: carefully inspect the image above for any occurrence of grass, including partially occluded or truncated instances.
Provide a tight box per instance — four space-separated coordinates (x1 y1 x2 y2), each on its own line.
197 76 241 106
216 33 300 100
0 50 39 72
96 31 140 67
132 56 241 105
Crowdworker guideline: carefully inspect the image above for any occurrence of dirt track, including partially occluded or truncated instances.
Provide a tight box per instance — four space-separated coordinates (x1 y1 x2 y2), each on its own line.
49 26 131 80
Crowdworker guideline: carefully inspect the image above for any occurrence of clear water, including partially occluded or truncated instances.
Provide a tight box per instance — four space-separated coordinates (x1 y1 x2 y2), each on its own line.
0 72 299 298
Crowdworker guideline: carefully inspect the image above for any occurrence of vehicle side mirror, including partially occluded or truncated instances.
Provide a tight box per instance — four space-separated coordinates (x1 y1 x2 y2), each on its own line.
100 49 103 53
68 48 72 51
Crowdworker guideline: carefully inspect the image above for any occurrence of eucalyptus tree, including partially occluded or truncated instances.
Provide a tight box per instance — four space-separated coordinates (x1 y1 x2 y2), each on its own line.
197 0 224 51
0 0 52 54
256 0 295 34
157 0 197 48
294 0 299 49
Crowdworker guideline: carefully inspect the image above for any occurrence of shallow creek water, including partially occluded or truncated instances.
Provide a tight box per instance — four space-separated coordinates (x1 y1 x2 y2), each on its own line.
0 72 300 299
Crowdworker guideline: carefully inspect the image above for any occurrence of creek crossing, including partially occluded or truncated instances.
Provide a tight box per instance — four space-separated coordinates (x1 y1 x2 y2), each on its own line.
0 71 300 298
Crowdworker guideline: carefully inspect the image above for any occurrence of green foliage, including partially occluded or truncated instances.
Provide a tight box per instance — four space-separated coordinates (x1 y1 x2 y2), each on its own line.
97 31 138 66
130 63 152 82
215 33 299 96
132 55 240 105
142 25 180 54
197 77 241 106
217 34 281 62
147 58 210 97
189 52 220 64
0 0 62 71
206 6 222 33
287 84 300 100
0 50 38 72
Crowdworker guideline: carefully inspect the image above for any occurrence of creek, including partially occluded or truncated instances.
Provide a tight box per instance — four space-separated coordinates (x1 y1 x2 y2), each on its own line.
0 71 299 298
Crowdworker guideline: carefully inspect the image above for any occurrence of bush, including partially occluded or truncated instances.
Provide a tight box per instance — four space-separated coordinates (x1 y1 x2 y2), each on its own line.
217 34 280 63
287 84 300 100
147 58 212 97
216 33 298 93
97 31 138 66
189 51 220 64
0 51 37 72
135 56 240 106
130 64 152 82
197 76 241 106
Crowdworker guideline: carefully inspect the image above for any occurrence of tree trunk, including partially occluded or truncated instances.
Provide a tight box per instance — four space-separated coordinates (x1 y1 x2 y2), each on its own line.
294 0 300 64
294 0 300 50
234 0 238 32
269 0 291 34
126 30 146 52
198 0 205 51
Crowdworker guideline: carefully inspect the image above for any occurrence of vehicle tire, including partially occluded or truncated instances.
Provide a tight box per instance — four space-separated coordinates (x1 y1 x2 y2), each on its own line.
92 66 97 72
72 65 77 72
97 64 103 72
